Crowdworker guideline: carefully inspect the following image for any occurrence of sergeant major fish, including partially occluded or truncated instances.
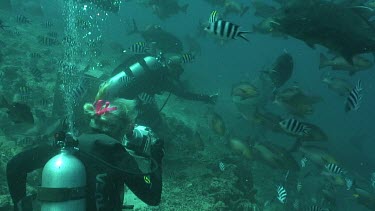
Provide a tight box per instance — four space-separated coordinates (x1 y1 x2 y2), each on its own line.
205 11 250 42
124 42 150 54
137 92 155 105
345 80 363 112
324 163 346 176
279 118 310 136
304 205 329 211
276 185 287 203
205 20 250 42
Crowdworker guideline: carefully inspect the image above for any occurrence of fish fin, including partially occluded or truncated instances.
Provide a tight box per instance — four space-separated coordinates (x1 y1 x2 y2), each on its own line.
238 31 251 42
240 6 250 17
319 53 329 69
127 19 139 35
356 80 363 91
180 4 189 13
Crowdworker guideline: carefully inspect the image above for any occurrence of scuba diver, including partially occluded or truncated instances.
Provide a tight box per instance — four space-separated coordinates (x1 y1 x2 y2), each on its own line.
96 52 218 127
6 98 164 211
96 52 218 105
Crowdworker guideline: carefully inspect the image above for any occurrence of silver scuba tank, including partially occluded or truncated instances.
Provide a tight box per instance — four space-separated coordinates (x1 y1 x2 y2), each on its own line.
38 133 86 211
104 55 163 99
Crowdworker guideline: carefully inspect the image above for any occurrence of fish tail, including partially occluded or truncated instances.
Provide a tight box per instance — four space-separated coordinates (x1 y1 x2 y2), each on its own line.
319 53 329 69
238 31 251 42
356 80 363 91
128 19 139 35
240 6 250 17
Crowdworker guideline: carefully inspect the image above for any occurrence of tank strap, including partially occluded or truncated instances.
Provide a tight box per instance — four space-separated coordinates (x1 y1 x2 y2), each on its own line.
138 58 152 72
123 67 134 78
37 186 86 202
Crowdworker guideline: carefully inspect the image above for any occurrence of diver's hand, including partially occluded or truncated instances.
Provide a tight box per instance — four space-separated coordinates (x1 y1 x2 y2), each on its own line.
124 125 153 157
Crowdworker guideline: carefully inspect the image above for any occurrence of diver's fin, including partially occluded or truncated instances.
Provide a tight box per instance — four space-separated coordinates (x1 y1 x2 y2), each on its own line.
238 31 251 42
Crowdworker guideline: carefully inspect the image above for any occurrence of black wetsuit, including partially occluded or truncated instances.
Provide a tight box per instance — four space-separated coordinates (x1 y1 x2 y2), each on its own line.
6 133 163 211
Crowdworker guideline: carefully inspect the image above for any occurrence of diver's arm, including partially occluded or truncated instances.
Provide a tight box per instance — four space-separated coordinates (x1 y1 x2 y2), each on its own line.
123 164 162 206
109 144 163 206
6 144 57 206
167 80 217 104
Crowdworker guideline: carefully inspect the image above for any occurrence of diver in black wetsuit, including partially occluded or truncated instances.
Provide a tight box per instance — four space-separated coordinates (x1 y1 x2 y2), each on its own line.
6 98 164 211
95 53 218 127
96 53 218 105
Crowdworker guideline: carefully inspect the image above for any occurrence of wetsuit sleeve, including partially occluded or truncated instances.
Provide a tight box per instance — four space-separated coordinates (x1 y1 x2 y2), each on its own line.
113 145 163 206
6 144 57 205
166 79 214 104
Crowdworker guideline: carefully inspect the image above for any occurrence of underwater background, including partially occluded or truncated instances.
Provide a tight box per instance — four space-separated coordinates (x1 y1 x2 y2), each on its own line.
1 0 375 210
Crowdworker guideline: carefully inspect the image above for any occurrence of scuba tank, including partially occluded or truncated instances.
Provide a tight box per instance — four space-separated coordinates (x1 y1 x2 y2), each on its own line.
37 132 86 211
96 53 166 101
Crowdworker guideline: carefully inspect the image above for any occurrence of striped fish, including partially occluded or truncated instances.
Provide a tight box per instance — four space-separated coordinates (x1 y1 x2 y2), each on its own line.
71 79 89 100
16 15 31 24
38 36 59 46
137 93 155 105
124 42 150 54
276 185 287 203
304 205 328 211
279 118 309 136
43 20 54 28
120 75 135 87
19 86 31 102
324 163 345 175
204 20 250 42
345 80 363 112
218 161 225 171
180 53 195 63
296 180 302 192
47 31 58 38
209 10 219 23
39 98 51 107
292 199 299 210
30 67 42 80
29 52 42 59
